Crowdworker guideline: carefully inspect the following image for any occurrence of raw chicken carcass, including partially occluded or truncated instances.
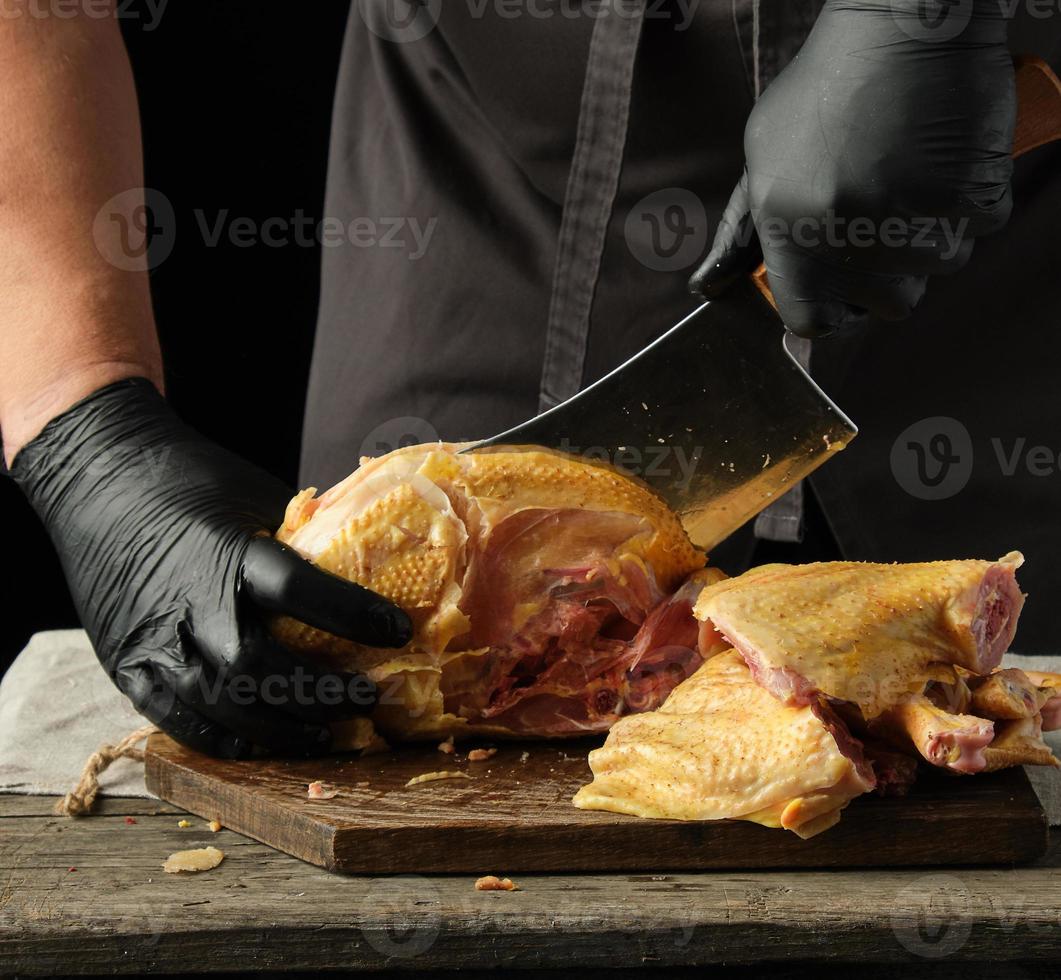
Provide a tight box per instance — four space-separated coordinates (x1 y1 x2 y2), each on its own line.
573 650 876 838
272 444 708 741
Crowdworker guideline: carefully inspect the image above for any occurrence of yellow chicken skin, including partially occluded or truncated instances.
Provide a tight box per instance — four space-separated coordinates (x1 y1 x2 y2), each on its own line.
573 650 876 839
693 554 1026 719
968 668 1049 721
272 444 707 742
982 715 1060 772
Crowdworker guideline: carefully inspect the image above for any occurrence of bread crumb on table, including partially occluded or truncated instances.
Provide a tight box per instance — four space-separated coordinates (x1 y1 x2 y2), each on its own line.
438 737 455 755
405 771 472 788
307 780 339 800
163 846 225 874
468 748 497 762
208 819 222 833
177 819 191 828
475 875 519 892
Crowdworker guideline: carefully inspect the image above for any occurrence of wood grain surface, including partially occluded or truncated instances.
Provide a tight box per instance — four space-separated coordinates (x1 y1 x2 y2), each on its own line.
2 794 1060 976
143 733 1048 873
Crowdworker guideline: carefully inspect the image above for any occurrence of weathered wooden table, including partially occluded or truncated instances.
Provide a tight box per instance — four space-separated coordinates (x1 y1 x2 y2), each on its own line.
2 793 1060 976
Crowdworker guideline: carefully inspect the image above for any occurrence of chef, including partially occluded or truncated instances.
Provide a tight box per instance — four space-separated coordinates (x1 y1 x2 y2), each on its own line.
1 0 1058 757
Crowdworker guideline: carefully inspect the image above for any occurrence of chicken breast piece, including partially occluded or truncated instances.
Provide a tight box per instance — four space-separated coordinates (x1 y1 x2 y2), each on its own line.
573 650 876 839
693 554 1025 718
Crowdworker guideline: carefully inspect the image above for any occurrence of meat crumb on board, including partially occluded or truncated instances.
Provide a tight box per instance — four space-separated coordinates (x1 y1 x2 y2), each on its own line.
468 748 497 762
475 875 519 892
163 846 225 874
307 780 339 800
405 771 472 788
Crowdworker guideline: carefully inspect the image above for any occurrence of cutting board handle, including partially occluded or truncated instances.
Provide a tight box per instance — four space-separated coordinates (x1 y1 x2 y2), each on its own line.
751 54 1061 309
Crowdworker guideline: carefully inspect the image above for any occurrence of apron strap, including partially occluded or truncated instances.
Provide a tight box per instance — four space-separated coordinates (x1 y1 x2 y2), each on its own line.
747 0 823 543
538 0 647 413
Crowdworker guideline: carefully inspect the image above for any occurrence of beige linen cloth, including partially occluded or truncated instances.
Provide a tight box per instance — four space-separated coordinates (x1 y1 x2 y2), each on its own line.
1 630 1060 823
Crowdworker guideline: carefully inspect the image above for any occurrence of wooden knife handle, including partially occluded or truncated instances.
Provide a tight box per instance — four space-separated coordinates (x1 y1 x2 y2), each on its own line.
751 55 1061 310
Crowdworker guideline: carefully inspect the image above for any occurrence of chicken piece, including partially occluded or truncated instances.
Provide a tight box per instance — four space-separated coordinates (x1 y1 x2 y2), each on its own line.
1021 671 1061 731
272 444 707 741
925 676 972 715
982 715 1060 772
693 554 1025 718
572 651 876 839
869 674 1059 774
869 695 994 774
967 668 1046 720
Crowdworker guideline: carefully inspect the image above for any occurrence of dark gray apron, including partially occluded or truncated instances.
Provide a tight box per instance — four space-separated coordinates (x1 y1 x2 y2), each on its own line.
302 0 1061 651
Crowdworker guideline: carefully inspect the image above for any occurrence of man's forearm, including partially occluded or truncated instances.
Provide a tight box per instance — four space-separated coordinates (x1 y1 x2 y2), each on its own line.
0 4 163 465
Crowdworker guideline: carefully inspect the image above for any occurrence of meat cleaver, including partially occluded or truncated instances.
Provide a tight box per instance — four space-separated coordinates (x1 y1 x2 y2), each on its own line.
467 277 850 552
465 56 1061 552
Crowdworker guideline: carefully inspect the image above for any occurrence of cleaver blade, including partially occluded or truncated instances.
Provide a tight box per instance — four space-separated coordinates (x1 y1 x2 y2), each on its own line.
463 277 857 552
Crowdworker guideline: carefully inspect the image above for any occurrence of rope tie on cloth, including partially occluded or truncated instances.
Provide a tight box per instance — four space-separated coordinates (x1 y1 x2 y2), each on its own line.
54 724 158 817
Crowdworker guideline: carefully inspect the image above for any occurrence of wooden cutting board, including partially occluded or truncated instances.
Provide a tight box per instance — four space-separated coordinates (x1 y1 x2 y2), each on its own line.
144 733 1049 873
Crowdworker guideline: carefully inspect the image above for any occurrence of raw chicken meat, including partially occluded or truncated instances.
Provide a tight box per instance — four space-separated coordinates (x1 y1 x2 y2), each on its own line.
693 554 1026 718
272 443 1056 837
868 695 995 774
1022 670 1061 731
573 650 876 838
576 555 1058 837
272 444 708 740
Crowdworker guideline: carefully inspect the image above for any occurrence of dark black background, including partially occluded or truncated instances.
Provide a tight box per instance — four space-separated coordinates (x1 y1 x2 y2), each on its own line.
0 1 352 676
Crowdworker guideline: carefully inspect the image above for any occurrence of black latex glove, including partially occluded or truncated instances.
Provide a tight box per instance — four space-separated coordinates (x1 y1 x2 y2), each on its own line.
10 378 412 758
690 0 1016 337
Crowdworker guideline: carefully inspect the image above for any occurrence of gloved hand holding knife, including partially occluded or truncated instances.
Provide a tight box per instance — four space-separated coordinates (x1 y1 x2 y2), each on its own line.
691 0 1017 338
